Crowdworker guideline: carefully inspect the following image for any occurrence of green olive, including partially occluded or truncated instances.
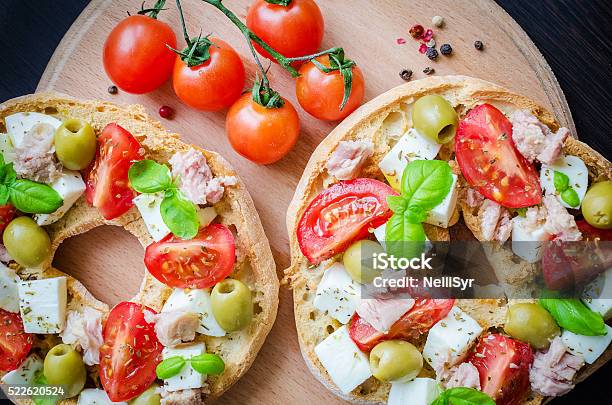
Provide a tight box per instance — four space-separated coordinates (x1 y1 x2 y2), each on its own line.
505 303 560 349
582 181 612 230
43 344 86 398
411 95 458 144
211 279 253 332
3 217 51 268
54 118 96 170
129 386 161 405
370 340 423 382
343 240 384 284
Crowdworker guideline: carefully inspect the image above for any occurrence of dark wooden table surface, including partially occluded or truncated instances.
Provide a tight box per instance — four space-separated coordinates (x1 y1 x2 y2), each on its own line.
0 0 610 404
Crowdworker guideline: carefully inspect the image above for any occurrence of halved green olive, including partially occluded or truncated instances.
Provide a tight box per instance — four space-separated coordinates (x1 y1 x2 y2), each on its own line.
211 279 253 332
3 217 51 267
129 386 161 405
582 181 612 230
370 340 423 382
43 344 86 398
411 95 458 143
342 240 384 284
505 303 560 349
54 118 96 170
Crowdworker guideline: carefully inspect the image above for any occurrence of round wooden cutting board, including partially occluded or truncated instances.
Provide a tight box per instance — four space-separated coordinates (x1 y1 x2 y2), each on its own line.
38 0 574 403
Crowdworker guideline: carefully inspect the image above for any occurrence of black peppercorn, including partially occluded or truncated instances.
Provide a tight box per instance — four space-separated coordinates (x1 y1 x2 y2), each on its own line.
474 40 484 50
107 85 118 95
440 44 452 55
423 67 435 75
399 69 413 81
426 47 439 60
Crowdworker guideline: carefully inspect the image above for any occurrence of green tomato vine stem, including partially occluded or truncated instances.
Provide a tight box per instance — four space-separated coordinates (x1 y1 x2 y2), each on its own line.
138 0 167 19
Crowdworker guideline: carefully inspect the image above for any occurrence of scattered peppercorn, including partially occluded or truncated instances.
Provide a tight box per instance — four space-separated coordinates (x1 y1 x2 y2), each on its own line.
432 15 444 27
399 69 413 81
409 24 424 39
440 44 453 55
474 40 484 50
107 85 118 95
423 67 435 75
426 48 439 60
159 105 174 119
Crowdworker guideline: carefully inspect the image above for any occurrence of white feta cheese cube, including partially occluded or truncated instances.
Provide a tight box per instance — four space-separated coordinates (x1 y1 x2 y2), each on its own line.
314 325 372 394
34 170 85 226
0 263 20 313
388 378 442 405
313 262 360 324
378 128 442 190
162 288 225 337
18 277 68 334
425 174 458 228
0 354 43 385
133 192 171 241
77 389 127 405
582 268 612 320
162 342 207 392
561 325 612 364
5 112 62 149
423 306 483 372
511 217 552 263
540 155 588 209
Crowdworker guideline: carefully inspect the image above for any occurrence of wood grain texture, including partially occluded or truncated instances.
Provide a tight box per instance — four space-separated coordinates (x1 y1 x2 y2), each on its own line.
37 1 575 403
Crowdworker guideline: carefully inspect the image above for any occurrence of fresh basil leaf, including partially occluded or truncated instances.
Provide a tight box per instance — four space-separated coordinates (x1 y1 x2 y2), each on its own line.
387 195 407 213
539 298 606 336
0 162 16 185
0 153 4 166
128 160 172 193
385 212 427 259
0 184 9 205
161 189 199 239
156 356 186 379
561 188 580 207
515 207 527 217
553 170 570 192
31 371 57 405
9 180 63 214
190 353 225 375
401 160 453 211
432 387 495 405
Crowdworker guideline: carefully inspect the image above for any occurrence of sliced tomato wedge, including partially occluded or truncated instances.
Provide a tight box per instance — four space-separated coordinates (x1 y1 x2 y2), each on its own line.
349 298 455 352
297 178 398 264
100 301 162 402
86 123 143 220
0 309 33 371
455 104 541 208
468 334 534 405
144 224 235 289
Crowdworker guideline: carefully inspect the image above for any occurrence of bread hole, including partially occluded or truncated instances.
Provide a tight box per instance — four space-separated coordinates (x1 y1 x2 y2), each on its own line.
96 106 105 112
302 292 310 301
326 324 335 334
380 111 406 143
43 107 58 115
52 225 144 307
510 256 523 264
0 122 6 133
253 301 263 315
309 311 316 320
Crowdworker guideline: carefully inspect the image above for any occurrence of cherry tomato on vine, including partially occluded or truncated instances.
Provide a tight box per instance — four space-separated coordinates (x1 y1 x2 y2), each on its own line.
103 11 176 94
172 37 246 111
226 93 300 165
296 54 365 121
247 0 324 63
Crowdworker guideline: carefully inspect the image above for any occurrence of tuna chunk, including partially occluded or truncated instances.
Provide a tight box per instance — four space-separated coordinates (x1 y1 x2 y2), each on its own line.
59 307 104 366
542 195 582 241
510 110 569 165
326 140 374 180
148 310 200 347
478 199 512 242
13 123 61 183
443 362 481 390
466 188 485 208
355 297 415 332
160 388 203 405
530 337 584 396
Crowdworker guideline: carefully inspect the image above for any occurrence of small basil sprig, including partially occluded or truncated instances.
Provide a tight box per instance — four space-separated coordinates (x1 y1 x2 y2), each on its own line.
432 387 495 405
128 160 199 239
539 297 606 336
385 160 453 258
553 170 580 207
32 371 58 405
0 154 63 214
156 353 225 379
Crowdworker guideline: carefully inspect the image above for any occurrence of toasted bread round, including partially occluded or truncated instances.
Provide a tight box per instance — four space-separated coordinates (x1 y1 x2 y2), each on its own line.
0 92 279 403
285 76 610 404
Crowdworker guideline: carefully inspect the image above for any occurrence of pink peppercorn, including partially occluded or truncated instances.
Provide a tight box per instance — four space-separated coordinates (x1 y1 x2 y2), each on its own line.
419 44 428 54
422 29 434 42
159 105 174 119
396 38 407 45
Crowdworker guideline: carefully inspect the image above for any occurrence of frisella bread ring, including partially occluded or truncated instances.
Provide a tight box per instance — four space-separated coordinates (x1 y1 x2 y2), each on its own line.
0 92 278 403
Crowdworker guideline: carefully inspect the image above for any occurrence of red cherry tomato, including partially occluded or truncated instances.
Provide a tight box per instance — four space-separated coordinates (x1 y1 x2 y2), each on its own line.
172 37 246 111
455 104 542 208
246 0 324 63
469 334 533 405
100 302 162 402
0 204 16 235
85 124 143 220
296 55 365 121
297 178 397 264
0 309 33 371
348 299 455 352
103 15 177 94
226 93 300 165
145 224 236 289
